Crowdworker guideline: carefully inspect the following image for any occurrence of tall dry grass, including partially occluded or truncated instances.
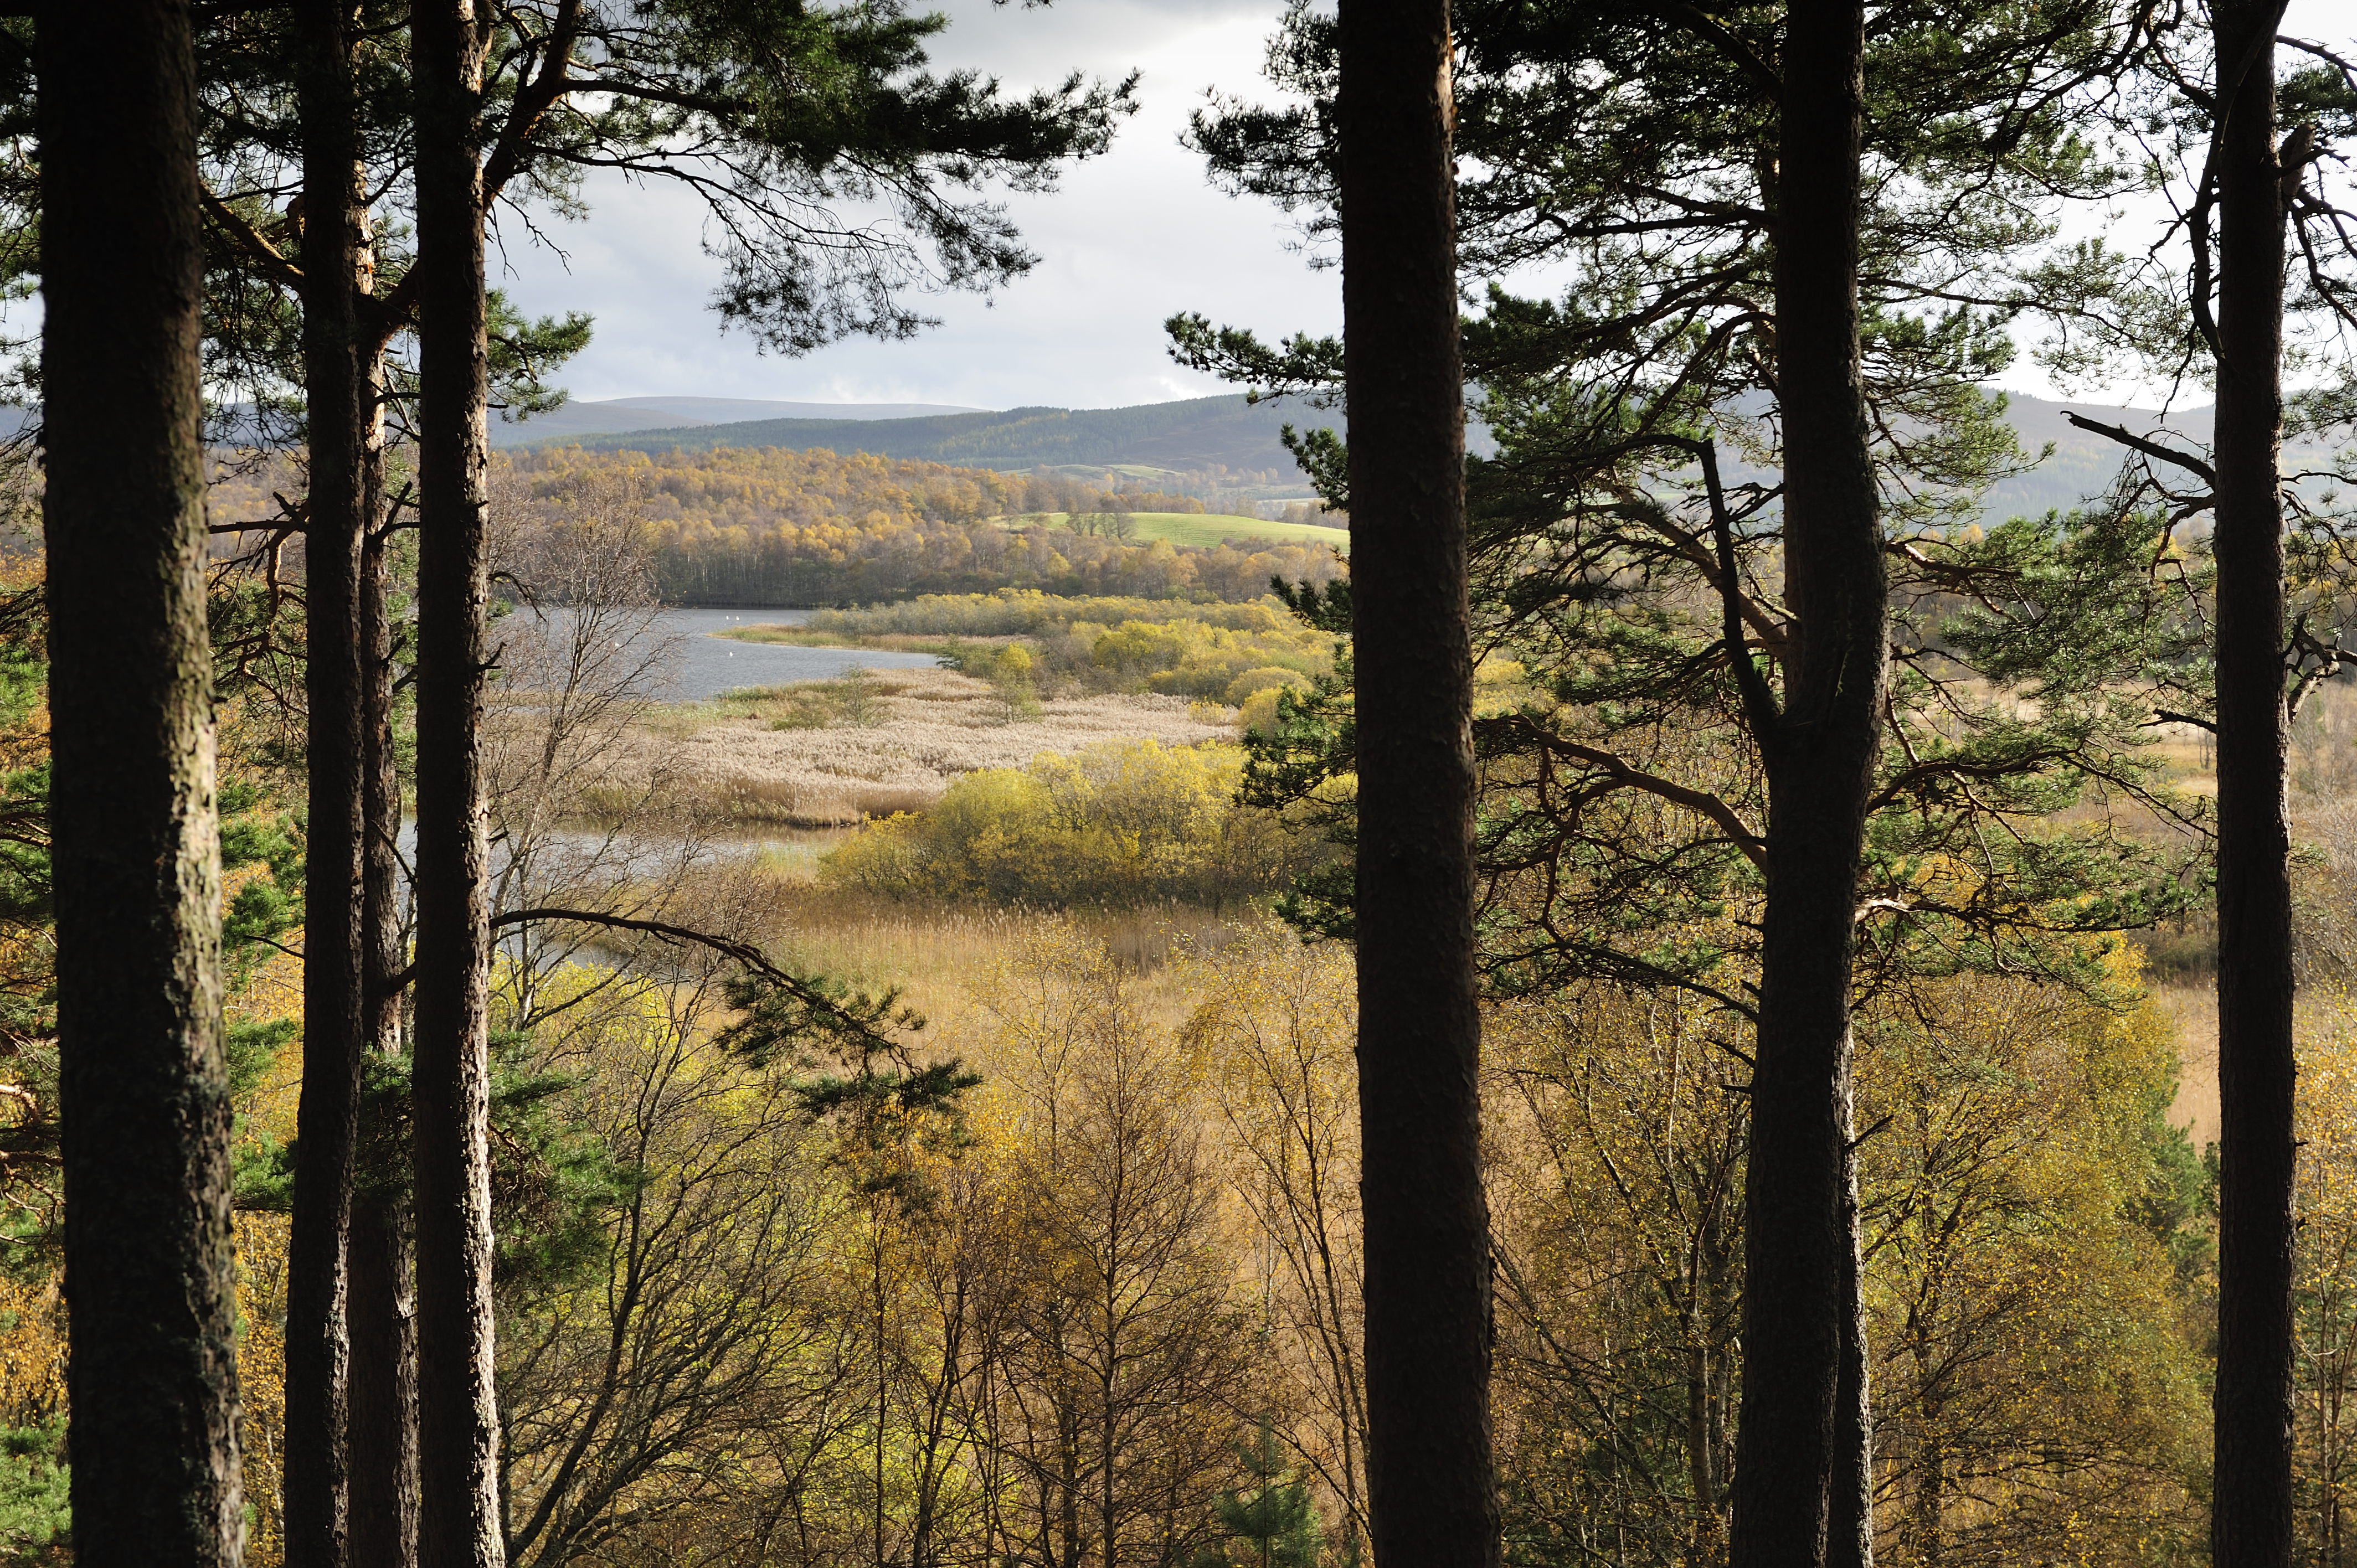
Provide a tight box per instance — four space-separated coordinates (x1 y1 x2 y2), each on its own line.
712 866 1243 1051
589 666 1236 826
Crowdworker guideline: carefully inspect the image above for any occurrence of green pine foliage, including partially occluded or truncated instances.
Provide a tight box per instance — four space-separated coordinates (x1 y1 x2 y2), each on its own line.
1198 1420 1324 1568
0 1419 66 1564
484 1031 646 1293
1189 0 2215 1009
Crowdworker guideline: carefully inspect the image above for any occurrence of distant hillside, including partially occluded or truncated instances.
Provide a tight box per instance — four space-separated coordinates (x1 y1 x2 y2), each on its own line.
1643 391 2222 520
522 388 2250 521
490 395 982 447
1980 391 2216 518
204 383 2269 528
530 393 1345 476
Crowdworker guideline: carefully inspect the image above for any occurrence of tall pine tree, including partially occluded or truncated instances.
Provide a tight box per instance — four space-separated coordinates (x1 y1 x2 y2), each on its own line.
1332 0 1496 1562
2209 3 2299 1559
1178 2 2185 1557
40 0 245 1561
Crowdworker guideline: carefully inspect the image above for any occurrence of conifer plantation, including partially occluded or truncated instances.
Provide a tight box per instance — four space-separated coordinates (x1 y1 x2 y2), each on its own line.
14 1 2357 1566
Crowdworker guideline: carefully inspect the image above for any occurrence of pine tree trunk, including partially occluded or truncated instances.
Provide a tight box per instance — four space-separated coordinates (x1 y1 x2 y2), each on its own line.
38 1 245 1561
1727 1 1886 1563
411 2 506 1564
1334 0 1496 1564
2210 3 2297 1562
349 1193 420 1568
286 2 372 1557
344 129 421 1565
1827 1168 1875 1568
351 331 419 1568
359 360 399 1077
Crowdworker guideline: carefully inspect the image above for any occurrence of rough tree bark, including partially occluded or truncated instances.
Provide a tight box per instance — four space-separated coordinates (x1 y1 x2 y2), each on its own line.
411 1 507 1564
353 245 421 1568
349 1193 420 1568
2209 2 2297 1562
1335 0 1497 1563
38 0 246 1562
285 1 373 1559
1726 0 1887 1564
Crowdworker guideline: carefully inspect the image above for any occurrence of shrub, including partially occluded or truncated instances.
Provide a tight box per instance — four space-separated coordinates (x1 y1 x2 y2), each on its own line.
1236 688 1289 738
820 738 1319 910
754 592 1340 703
1224 667 1312 706
984 644 1044 722
805 590 1305 639
990 644 1035 684
1092 625 1188 678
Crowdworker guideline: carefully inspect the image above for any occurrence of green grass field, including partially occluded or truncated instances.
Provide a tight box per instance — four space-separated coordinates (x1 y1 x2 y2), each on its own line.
1022 511 1351 553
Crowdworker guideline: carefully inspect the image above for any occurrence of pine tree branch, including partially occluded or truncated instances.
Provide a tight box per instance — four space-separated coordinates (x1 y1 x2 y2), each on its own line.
384 906 909 1055
1864 744 2083 816
2151 708 2217 733
199 186 304 293
1512 728 1767 870
481 0 585 203
1694 435 1783 741
1654 4 1778 97
2061 411 2217 484
2288 616 2344 720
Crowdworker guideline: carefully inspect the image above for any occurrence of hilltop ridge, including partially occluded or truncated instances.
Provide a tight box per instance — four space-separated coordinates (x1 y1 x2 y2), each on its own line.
503 388 2229 521
489 395 984 445
505 392 1351 479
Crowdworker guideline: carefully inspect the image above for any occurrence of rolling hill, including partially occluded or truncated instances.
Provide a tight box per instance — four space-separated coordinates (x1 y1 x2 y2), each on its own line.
490 395 982 447
519 393 1349 476
511 387 2248 522
1979 391 2216 518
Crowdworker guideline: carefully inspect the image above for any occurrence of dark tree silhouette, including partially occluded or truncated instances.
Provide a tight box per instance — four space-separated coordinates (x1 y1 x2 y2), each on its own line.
2209 2 2297 1560
284 0 375 1560
1724 3 1888 1562
351 251 419 1568
1334 0 1497 1564
410 1 506 1563
348 1190 420 1568
39 0 245 1561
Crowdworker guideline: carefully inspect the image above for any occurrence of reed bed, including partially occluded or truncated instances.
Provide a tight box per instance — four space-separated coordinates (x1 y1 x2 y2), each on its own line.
614 666 1235 826
740 884 1241 1046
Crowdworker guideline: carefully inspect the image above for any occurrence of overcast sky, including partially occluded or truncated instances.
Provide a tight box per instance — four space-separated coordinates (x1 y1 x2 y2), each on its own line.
498 0 2355 415
496 0 1332 411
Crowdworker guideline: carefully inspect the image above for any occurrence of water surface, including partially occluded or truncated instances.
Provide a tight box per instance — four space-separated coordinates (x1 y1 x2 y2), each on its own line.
646 607 944 700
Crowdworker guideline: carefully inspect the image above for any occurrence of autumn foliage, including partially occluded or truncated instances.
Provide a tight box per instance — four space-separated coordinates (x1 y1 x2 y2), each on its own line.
494 447 1342 606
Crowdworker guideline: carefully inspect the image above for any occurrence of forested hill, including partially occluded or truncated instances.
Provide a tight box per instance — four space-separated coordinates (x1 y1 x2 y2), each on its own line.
517 393 1341 473
485 395 984 446
1983 393 2215 518
506 387 2222 521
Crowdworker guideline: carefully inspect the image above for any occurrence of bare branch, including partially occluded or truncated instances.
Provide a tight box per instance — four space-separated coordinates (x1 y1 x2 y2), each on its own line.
1696 435 1783 740
1530 735 1767 871
2062 410 2217 484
